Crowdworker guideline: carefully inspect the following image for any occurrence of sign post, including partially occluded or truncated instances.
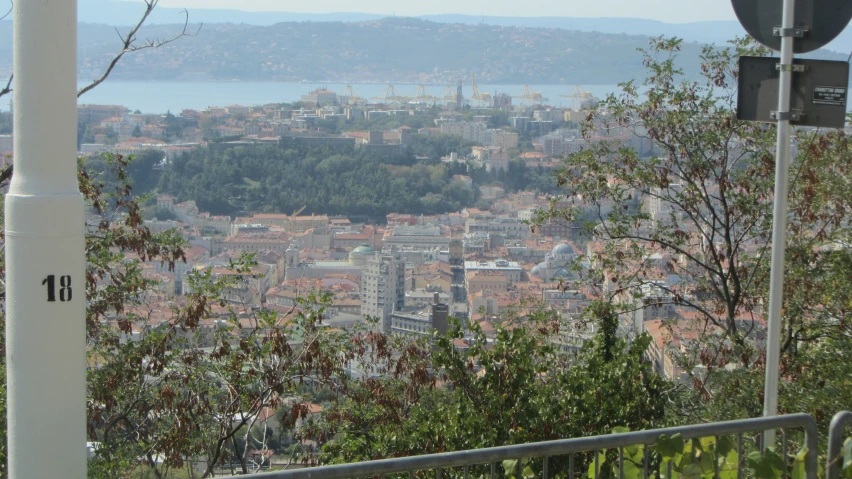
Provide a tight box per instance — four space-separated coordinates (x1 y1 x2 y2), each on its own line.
734 0 852 449
762 0 795 449
6 0 86 478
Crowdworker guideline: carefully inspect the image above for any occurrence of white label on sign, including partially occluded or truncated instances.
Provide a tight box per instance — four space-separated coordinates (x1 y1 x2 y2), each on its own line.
813 86 847 106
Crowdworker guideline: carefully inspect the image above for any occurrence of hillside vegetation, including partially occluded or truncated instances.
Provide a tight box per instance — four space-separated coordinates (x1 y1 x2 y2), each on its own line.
0 18 707 84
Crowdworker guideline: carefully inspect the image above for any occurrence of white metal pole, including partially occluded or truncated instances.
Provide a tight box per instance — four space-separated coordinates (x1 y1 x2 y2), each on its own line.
763 0 796 449
6 0 86 478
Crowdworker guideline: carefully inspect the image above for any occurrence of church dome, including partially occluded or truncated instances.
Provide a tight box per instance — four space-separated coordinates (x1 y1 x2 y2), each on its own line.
552 243 573 257
349 244 376 267
350 244 376 255
552 268 571 279
531 262 547 279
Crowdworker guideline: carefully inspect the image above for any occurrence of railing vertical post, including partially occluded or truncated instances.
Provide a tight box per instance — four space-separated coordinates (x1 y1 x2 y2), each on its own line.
804 419 819 479
6 1 86 479
737 433 743 479
826 413 852 479
713 436 720 479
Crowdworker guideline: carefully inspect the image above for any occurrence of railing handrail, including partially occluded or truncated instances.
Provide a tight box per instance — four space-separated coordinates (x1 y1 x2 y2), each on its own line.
827 411 852 479
255 413 818 479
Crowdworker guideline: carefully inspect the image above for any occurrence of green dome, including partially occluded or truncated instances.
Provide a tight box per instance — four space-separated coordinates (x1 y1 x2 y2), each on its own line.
350 244 376 255
348 244 377 267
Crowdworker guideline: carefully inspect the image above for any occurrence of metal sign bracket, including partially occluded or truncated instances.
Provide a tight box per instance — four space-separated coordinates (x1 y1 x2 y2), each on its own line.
776 63 807 72
770 110 804 121
773 26 808 37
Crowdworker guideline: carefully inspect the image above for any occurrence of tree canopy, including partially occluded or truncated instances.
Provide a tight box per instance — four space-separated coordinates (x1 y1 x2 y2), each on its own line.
540 37 852 431
153 142 557 219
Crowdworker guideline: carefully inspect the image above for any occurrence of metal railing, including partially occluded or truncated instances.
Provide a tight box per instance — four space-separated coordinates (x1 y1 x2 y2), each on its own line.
255 414 818 479
827 411 852 479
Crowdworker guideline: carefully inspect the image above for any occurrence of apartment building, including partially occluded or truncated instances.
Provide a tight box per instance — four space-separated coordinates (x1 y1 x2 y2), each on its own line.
440 121 487 143
361 252 407 333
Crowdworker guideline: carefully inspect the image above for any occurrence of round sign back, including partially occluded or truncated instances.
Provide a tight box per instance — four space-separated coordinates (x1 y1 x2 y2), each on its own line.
732 0 852 53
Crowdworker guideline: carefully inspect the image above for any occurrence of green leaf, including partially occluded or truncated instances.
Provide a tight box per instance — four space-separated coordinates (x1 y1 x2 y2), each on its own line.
764 448 786 474
716 437 734 458
794 447 809 463
699 436 716 452
746 450 784 479
622 458 643 479
625 444 644 463
658 433 685 459
522 466 535 479
503 459 519 479
587 451 608 479
746 451 771 479
791 458 805 479
682 463 704 479
696 447 714 473
844 438 852 470
659 458 673 479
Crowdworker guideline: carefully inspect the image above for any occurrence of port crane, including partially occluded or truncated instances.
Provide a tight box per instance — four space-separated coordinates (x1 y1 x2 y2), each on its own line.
513 85 546 106
560 85 596 110
341 85 366 104
442 85 458 105
470 74 492 107
370 85 408 104
412 85 442 105
443 80 465 106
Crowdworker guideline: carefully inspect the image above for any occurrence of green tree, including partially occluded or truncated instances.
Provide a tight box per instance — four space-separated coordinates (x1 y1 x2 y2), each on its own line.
304 301 672 470
541 36 852 430
0 153 362 478
156 144 483 219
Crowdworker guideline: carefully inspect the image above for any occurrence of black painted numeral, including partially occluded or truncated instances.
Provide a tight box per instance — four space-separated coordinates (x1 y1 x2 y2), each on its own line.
42 275 72 302
42 275 56 302
60 275 72 302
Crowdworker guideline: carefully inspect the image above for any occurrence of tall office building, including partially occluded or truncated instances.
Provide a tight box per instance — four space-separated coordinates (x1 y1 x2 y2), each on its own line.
449 236 467 303
361 251 406 333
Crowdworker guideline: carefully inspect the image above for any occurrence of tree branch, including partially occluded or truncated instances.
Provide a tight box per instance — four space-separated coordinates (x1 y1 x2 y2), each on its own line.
0 74 11 101
78 1 201 98
1 1 200 102
0 0 10 22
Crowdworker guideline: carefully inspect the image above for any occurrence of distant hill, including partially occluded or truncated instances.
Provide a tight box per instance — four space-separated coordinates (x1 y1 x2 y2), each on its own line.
73 0 852 53
1 17 712 84
0 11 847 85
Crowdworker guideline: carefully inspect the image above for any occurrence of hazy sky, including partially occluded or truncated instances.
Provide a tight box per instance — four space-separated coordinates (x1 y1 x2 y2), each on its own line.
150 0 738 23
